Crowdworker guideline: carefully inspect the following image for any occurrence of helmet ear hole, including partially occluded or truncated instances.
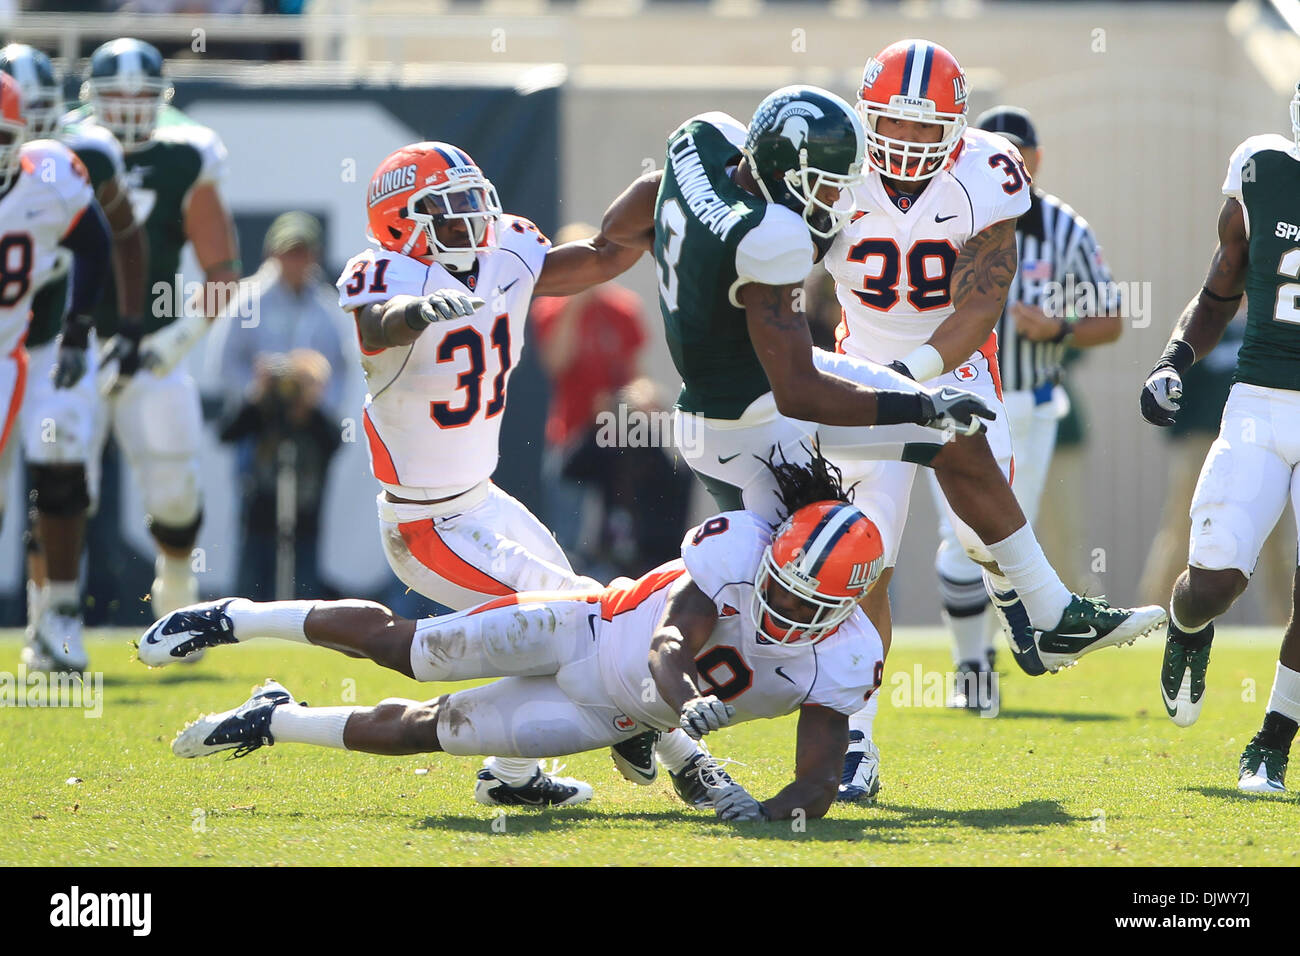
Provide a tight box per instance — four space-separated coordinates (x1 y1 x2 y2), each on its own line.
387 226 402 240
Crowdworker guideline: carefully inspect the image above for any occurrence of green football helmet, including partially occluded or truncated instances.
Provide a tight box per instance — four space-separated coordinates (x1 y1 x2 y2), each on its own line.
743 85 866 239
82 37 172 151
0 44 61 141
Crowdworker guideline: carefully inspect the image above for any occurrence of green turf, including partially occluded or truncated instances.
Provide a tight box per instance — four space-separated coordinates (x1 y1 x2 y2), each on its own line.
1 628 1298 866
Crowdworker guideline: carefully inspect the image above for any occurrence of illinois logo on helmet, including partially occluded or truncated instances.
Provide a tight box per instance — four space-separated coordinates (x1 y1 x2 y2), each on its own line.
0 72 27 191
857 39 969 182
366 141 502 273
753 500 885 645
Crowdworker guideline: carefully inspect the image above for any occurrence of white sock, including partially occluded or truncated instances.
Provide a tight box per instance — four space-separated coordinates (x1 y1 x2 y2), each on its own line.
225 598 316 644
268 705 353 749
848 693 878 743
656 728 702 773
1169 603 1210 635
984 524 1071 630
484 755 541 785
26 578 42 626
156 552 194 589
1266 663 1300 724
947 610 987 665
43 580 79 613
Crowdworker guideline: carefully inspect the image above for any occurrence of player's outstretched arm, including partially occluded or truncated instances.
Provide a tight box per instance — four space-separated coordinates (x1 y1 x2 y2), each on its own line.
759 704 849 821
1140 199 1248 427
533 228 644 298
646 575 723 719
896 217 1018 381
599 169 662 251
353 290 486 352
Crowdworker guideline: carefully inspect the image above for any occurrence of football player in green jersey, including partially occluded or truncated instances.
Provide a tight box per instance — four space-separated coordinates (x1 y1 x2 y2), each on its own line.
1 43 149 674
73 38 240 628
1142 82 1300 794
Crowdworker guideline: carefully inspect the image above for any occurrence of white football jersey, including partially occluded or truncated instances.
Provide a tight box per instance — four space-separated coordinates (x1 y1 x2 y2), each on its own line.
337 215 551 499
597 510 884 731
826 127 1032 365
0 140 95 355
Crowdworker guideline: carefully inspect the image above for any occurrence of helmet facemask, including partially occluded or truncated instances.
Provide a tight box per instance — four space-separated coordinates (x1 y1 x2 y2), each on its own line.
87 77 170 150
751 544 881 645
407 175 502 272
0 117 25 191
749 146 863 240
21 87 60 140
857 96 967 183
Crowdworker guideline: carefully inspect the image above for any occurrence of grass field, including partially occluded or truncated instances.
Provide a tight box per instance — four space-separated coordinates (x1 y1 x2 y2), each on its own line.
2 627 1299 867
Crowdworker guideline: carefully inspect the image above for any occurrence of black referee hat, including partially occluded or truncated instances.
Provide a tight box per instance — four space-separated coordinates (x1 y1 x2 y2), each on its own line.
975 106 1038 149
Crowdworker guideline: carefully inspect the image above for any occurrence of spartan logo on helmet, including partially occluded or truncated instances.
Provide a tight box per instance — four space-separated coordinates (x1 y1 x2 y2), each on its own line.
768 101 825 154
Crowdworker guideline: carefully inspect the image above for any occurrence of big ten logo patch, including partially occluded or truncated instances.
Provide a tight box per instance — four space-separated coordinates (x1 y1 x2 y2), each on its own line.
954 362 978 383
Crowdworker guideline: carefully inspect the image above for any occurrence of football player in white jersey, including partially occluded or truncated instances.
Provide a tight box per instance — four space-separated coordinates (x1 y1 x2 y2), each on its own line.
0 72 113 670
336 141 712 807
141 451 887 822
1 44 150 677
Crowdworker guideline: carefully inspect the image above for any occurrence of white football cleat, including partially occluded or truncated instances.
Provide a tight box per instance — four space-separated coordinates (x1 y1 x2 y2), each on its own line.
172 679 295 758
837 732 881 803
30 605 88 672
474 764 594 807
139 599 237 667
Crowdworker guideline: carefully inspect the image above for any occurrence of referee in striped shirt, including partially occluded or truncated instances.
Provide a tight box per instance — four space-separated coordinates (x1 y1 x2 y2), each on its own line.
934 106 1123 712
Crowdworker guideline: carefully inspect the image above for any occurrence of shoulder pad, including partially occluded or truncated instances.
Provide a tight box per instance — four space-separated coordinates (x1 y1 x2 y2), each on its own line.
680 511 770 603
152 118 229 184
951 128 1032 230
495 214 551 279
18 140 93 213
680 112 749 151
337 248 429 311
1223 133 1298 199
730 204 815 306
805 614 884 715
60 121 124 175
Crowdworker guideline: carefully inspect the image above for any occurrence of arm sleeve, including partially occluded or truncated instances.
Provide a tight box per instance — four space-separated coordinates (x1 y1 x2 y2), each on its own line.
59 199 112 318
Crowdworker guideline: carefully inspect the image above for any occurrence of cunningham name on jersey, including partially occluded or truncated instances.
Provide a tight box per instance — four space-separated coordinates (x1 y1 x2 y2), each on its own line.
827 127 1032 364
337 214 551 499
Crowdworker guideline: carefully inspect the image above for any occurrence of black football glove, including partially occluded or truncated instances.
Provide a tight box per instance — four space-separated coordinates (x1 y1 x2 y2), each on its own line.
1140 366 1184 427
53 312 93 389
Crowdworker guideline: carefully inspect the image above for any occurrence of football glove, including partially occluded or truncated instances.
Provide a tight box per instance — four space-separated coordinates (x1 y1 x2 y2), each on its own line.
414 289 485 327
1140 367 1184 427
713 783 767 822
679 695 735 740
918 386 995 437
141 312 208 378
52 312 93 389
97 321 144 396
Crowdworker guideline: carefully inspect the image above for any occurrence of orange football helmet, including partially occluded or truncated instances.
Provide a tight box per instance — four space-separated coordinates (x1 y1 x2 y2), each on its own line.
754 500 885 645
856 39 969 182
0 72 26 191
366 141 502 272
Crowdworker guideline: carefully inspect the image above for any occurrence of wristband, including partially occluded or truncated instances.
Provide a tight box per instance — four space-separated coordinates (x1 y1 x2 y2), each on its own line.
1200 286 1243 304
1156 339 1195 374
874 390 926 426
899 343 944 383
403 299 432 331
1048 319 1073 345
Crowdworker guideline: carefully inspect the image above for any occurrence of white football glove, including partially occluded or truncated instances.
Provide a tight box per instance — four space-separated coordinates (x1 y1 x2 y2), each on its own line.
418 289 485 325
679 695 735 740
713 783 766 822
140 312 209 378
918 385 996 437
1140 366 1184 427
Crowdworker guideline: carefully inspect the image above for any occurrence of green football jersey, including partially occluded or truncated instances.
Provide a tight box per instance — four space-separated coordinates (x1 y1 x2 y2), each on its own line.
65 103 229 338
1225 134 1300 391
26 115 124 348
656 112 817 419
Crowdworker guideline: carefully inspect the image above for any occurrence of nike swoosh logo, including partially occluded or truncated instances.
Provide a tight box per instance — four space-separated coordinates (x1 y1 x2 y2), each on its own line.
717 453 740 464
938 388 966 401
774 666 795 685
587 614 597 641
496 279 518 295
934 214 958 223
1036 626 1100 654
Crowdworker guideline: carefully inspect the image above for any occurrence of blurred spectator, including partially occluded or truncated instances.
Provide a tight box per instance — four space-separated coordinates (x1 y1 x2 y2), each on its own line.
218 348 341 599
1137 312 1294 622
561 377 694 580
530 221 646 555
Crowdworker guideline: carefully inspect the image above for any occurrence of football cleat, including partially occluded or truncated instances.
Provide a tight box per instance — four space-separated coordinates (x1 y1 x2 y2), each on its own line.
948 659 1000 716
989 589 1045 676
30 604 88 673
611 730 659 785
1238 742 1288 794
1031 595 1166 674
670 750 735 809
837 731 881 803
138 599 237 667
1160 622 1213 728
473 767 593 807
172 679 294 758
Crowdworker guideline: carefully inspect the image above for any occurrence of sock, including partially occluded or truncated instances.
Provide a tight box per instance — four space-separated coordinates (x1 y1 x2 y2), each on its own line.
156 552 194 590
26 578 41 627
938 571 989 665
848 693 878 743
42 580 80 614
657 728 702 773
225 598 316 644
1253 709 1300 754
984 524 1072 630
484 756 541 786
1168 614 1213 650
1169 603 1211 637
1265 662 1300 728
269 704 354 749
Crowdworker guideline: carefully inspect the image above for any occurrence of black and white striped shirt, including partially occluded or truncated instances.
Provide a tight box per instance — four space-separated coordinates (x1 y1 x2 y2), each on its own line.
997 188 1118 392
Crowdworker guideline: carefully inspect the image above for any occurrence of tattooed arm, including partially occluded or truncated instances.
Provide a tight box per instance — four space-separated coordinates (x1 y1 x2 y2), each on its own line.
1163 198 1249 362
915 217 1020 374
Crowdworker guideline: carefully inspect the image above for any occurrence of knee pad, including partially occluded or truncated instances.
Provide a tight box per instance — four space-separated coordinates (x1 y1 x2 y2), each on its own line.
147 509 203 550
28 464 90 518
936 537 988 617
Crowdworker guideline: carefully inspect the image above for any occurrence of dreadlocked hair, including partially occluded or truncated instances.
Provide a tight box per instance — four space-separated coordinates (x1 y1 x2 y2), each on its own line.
759 443 857 526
